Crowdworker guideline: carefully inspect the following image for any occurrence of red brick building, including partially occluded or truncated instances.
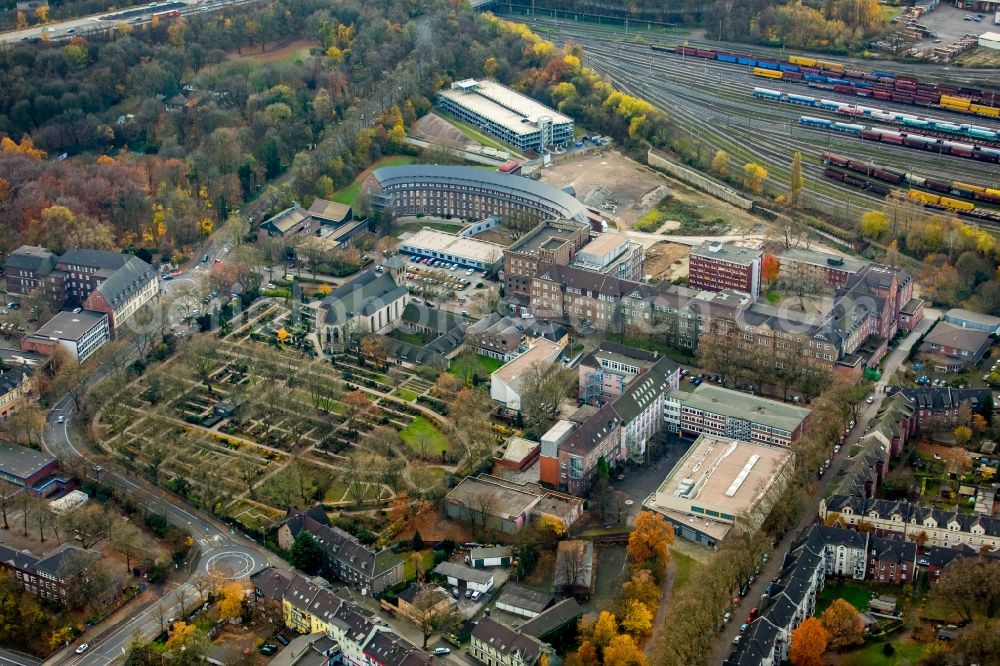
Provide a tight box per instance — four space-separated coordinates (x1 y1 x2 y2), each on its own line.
688 241 762 298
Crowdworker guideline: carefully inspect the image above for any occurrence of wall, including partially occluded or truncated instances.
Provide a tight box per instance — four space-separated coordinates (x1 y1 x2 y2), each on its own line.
646 150 754 210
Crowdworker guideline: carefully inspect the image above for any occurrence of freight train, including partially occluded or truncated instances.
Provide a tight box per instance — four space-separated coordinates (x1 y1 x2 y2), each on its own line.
654 44 1000 120
797 116 1000 163
820 152 1000 205
753 88 1000 144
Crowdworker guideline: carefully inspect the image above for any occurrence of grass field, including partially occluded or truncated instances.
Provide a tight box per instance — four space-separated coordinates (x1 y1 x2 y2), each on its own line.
449 352 504 381
837 640 929 666
332 155 417 205
817 580 871 614
671 550 697 595
400 417 451 456
954 46 1000 68
395 388 420 402
403 549 438 581
436 111 525 158
411 465 447 490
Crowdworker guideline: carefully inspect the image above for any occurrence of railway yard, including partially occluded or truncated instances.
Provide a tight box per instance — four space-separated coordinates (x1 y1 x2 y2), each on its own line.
513 14 1000 234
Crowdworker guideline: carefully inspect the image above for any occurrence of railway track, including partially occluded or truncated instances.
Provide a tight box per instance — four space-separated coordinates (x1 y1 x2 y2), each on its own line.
533 26 1000 233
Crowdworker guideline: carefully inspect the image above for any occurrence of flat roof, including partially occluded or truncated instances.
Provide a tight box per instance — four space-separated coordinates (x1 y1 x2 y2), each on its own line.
507 220 588 255
0 441 57 481
690 241 762 266
502 437 540 464
401 228 505 264
779 247 869 273
945 308 1000 327
33 310 106 342
439 79 572 137
653 436 791 517
670 384 811 433
492 339 563 384
578 232 628 259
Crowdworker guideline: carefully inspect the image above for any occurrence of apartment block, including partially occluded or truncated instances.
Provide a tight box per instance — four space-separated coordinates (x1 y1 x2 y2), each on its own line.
503 220 591 297
664 384 812 446
778 247 869 290
688 241 762 298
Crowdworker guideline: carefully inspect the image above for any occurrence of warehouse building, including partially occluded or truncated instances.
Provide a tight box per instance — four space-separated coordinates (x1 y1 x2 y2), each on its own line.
367 165 591 226
399 228 504 272
644 435 793 545
437 79 574 152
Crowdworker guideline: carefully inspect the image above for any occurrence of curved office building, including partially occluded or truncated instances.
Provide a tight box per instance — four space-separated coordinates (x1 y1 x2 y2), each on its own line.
368 165 590 225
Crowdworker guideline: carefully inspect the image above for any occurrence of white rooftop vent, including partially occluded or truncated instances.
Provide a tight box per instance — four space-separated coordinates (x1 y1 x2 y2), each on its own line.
709 243 722 253
725 454 761 497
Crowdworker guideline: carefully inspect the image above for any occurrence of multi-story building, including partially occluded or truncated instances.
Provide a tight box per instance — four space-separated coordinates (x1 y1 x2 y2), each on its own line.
469 616 546 666
529 265 635 330
277 508 404 595
0 542 100 606
22 310 110 364
572 232 644 282
688 241 762 298
466 314 524 361
4 245 56 295
57 249 158 336
539 403 623 496
437 79 573 152
664 384 812 447
645 435 793 545
0 363 36 420
778 247 869 290
503 220 591 297
820 495 1000 551
367 166 591 228
578 341 678 403
888 387 993 430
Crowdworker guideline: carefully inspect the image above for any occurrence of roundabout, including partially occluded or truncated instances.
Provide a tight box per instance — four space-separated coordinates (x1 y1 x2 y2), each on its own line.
204 549 262 579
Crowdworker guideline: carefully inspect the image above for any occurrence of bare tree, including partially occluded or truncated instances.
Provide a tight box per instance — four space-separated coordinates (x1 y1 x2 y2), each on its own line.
521 361 577 436
111 522 146 574
0 480 18 530
471 490 500 534
409 587 457 649
557 541 587 597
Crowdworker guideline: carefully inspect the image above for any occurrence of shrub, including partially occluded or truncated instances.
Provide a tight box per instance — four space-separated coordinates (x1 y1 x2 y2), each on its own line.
882 643 895 656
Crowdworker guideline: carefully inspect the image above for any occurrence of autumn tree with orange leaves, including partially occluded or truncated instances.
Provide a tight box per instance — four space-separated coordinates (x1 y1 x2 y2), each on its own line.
627 511 674 573
790 617 829 666
762 254 781 286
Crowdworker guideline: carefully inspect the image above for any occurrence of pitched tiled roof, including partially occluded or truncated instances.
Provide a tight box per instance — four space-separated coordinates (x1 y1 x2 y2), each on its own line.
320 271 408 326
471 617 543 664
94 256 156 308
286 511 401 578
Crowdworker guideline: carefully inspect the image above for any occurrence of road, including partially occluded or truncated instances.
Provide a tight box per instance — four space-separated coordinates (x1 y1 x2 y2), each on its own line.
0 0 256 44
0 649 40 666
42 394 275 664
712 307 940 664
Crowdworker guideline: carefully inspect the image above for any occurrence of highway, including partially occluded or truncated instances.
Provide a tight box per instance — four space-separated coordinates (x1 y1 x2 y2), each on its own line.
514 19 1000 231
0 0 255 44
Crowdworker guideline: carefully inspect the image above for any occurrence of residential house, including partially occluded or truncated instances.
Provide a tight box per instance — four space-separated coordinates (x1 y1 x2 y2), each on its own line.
888 387 992 431
395 584 454 627
919 321 994 372
467 315 524 361
278 508 404 595
469 617 546 666
0 363 36 419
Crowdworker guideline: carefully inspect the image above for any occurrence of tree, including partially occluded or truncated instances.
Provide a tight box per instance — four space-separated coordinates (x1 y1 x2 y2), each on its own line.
557 541 587 596
789 151 804 204
602 634 648 666
932 558 1000 622
341 390 374 432
111 522 146 574
860 211 890 241
591 611 618 651
621 569 661 610
218 582 246 621
711 150 729 177
65 503 114 548
743 162 768 193
520 361 577 437
954 425 972 447
288 531 326 575
789 617 829 666
410 587 455 648
576 641 599 666
953 619 1000 666
411 530 424 551
359 335 390 369
0 480 18 530
627 511 674 570
762 255 781 286
821 599 864 648
620 598 654 637
433 373 464 399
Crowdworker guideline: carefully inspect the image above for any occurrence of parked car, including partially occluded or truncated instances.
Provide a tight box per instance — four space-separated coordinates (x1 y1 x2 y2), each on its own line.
732 635 741 645
723 612 732 623
259 644 277 656
275 635 290 646
75 644 89 654
465 589 473 599
470 590 482 601
865 395 875 404
434 648 451 655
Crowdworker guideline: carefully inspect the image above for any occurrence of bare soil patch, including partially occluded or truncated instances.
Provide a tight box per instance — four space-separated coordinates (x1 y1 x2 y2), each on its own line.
236 39 314 62
644 242 690 282
412 112 475 149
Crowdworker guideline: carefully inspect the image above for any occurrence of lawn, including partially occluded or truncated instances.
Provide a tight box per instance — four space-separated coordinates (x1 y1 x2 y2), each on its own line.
765 290 781 305
389 330 428 346
331 155 417 205
837 640 929 666
411 465 447 490
403 549 437 581
395 388 420 402
395 221 465 236
671 550 697 595
400 417 451 456
449 351 504 381
817 580 871 614
955 47 1000 68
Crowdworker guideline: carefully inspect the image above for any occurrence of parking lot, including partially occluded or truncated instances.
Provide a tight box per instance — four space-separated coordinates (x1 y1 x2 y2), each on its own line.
399 255 495 314
911 4 992 48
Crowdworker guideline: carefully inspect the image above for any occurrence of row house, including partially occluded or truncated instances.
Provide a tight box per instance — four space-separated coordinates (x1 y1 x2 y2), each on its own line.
469 616 546 666
888 387 992 431
277 508 404 595
820 496 1000 551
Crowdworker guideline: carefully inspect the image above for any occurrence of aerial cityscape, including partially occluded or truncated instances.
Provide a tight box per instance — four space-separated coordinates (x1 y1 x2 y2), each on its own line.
0 0 999 665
